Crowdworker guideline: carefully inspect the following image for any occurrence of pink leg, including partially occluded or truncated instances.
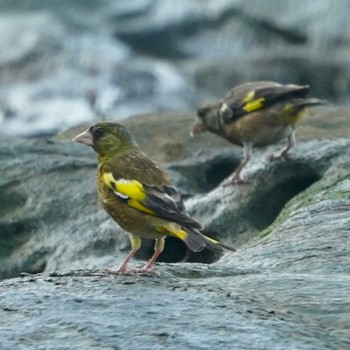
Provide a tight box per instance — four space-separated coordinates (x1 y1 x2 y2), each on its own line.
224 142 252 185
269 127 296 161
142 238 165 271
107 234 141 274
115 248 139 274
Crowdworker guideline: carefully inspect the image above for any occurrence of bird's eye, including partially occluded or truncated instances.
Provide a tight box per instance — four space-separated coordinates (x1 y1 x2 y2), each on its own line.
219 102 234 123
93 127 105 139
197 108 206 119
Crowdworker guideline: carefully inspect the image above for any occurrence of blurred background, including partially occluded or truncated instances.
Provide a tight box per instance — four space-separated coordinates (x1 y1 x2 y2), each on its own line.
0 0 349 136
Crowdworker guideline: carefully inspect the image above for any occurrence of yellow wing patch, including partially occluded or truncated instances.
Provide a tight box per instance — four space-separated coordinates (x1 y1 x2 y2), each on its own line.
243 97 265 113
161 222 188 240
203 235 219 244
103 173 145 200
128 199 154 215
102 173 154 215
102 172 117 190
242 90 255 104
115 180 146 201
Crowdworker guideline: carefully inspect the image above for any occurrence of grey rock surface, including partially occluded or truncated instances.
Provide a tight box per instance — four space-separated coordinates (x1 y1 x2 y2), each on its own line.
0 2 349 348
1 264 348 350
0 111 349 349
1 110 349 275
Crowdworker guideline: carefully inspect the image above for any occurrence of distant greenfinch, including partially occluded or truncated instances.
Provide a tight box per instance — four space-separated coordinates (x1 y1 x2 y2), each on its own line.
74 122 234 273
191 81 325 184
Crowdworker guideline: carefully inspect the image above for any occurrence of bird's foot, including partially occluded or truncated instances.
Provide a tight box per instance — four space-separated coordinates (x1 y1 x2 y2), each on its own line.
102 266 158 276
141 264 154 271
139 264 160 274
222 175 249 186
269 150 291 162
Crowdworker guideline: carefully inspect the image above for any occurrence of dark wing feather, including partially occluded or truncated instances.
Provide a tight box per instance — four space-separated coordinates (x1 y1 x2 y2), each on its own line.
162 184 186 212
103 152 202 229
223 82 310 122
142 184 203 230
249 84 309 103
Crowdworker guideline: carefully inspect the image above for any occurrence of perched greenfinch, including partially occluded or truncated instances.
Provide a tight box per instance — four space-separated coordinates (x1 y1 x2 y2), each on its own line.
73 122 234 273
191 81 325 184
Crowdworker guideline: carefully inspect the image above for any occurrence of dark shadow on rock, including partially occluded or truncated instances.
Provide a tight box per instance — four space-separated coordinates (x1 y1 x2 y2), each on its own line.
0 217 38 261
126 236 222 265
0 186 28 216
1 125 349 278
244 168 321 231
186 139 349 248
137 237 188 263
168 151 240 194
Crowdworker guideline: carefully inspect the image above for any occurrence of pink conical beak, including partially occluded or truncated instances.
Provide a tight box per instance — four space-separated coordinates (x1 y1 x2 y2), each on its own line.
73 129 93 146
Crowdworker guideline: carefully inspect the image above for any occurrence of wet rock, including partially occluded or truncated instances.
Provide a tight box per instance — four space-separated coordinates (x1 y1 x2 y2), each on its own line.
0 109 350 348
0 2 349 347
186 138 350 247
0 226 349 350
1 107 349 277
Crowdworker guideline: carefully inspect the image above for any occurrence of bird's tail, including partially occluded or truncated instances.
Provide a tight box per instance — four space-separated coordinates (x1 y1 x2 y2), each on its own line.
281 97 326 124
288 98 326 113
163 223 235 252
202 234 236 252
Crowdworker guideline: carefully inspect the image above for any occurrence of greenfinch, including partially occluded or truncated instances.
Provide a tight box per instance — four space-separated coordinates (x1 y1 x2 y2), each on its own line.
73 122 234 273
191 81 325 184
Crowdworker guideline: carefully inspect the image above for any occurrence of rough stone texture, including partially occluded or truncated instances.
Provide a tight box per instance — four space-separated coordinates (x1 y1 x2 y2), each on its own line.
0 109 349 347
1 108 350 277
1 2 349 348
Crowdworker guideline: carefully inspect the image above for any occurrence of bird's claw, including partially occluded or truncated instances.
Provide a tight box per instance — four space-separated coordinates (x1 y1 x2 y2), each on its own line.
102 266 158 276
268 150 291 162
139 264 160 274
222 175 249 186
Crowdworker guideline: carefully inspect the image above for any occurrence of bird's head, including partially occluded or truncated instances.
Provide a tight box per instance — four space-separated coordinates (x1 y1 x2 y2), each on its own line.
190 101 222 136
73 122 138 159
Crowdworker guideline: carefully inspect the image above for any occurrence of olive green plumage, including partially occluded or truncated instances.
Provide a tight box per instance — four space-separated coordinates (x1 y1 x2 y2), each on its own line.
191 81 325 184
74 122 234 273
